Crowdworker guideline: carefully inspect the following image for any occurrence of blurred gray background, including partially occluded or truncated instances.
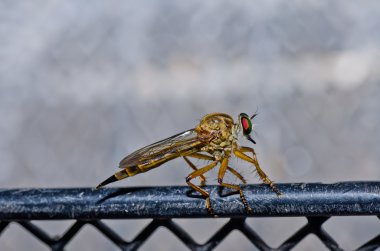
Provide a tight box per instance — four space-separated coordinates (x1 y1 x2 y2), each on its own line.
1 1 380 250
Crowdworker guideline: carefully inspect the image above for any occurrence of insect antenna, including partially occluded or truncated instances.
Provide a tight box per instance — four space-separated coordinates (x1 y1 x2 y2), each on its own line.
250 106 259 119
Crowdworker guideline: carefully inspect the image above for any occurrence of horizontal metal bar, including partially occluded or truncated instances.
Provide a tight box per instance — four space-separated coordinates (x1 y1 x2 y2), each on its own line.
0 182 379 220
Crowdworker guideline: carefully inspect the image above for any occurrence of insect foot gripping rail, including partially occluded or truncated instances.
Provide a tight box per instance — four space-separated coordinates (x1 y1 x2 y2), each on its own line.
97 112 281 214
0 183 380 250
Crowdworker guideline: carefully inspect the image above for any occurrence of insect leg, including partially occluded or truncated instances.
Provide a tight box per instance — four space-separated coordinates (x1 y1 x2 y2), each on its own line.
183 153 216 186
183 156 207 187
234 147 282 196
226 166 247 184
217 158 252 213
186 160 218 214
187 153 246 184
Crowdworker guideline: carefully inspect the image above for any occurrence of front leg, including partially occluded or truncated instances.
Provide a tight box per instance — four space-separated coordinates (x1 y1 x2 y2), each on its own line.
233 146 282 196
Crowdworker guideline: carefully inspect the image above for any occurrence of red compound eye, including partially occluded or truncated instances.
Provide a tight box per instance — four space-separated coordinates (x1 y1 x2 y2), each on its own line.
240 115 252 135
242 118 250 130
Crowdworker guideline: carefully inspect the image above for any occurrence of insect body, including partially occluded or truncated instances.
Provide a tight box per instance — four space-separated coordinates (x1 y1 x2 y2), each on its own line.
97 112 282 214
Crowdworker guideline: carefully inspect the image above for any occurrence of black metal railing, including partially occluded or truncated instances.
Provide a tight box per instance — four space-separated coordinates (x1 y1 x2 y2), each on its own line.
0 182 379 250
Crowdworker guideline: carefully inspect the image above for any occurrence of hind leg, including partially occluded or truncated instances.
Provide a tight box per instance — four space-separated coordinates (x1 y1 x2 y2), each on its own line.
183 156 207 187
186 160 218 214
183 153 216 187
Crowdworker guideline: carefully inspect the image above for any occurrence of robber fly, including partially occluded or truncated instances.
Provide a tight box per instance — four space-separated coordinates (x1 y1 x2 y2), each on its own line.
97 113 282 214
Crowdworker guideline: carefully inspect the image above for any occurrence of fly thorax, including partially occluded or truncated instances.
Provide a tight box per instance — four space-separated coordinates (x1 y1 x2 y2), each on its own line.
197 121 232 140
196 113 235 152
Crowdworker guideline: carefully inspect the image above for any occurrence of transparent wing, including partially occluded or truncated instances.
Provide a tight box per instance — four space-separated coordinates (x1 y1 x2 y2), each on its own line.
119 129 208 168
